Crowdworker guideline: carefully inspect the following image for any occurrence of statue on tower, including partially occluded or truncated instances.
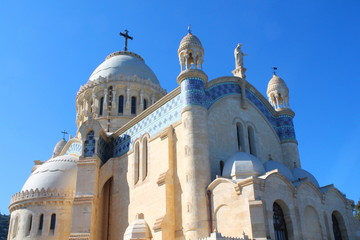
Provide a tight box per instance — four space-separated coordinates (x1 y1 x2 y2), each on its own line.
234 43 247 68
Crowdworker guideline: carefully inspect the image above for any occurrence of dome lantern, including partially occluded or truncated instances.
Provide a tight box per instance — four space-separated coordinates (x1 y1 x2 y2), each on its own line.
178 30 204 72
266 74 290 110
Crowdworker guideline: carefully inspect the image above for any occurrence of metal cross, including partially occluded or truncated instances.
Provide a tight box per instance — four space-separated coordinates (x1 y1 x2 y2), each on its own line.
61 130 68 139
188 24 192 34
272 67 278 75
120 30 133 51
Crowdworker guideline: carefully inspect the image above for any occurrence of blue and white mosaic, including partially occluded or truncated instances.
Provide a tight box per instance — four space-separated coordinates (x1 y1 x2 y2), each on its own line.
113 93 184 157
98 135 113 163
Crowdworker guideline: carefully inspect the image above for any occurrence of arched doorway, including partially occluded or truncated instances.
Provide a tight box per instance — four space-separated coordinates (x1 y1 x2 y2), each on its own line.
273 202 289 240
332 211 348 240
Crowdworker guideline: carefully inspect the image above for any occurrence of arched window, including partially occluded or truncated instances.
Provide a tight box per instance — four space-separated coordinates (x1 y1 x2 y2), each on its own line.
134 142 140 184
118 95 124 114
50 213 56 234
219 160 224 176
332 213 343 240
38 214 44 235
99 97 104 116
84 130 95 157
247 126 256 156
131 96 137 114
143 99 148 110
273 202 288 240
142 138 148 180
236 122 245 151
26 214 32 236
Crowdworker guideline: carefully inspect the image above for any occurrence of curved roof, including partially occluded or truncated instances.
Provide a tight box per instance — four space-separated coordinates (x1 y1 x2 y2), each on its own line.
178 33 203 53
264 160 295 181
52 138 67 157
223 152 265 180
293 167 320 187
22 155 78 192
266 74 289 94
88 51 160 85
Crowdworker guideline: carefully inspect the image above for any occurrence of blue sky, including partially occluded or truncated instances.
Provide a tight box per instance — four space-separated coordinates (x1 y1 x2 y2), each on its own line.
1 0 359 214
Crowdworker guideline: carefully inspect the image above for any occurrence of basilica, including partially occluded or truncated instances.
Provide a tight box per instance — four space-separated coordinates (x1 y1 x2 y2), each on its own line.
7 31 360 240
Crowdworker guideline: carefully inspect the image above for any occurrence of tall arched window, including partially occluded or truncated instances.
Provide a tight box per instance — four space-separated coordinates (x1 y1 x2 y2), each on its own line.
219 160 224 176
50 213 56 234
26 214 32 236
273 202 288 240
38 214 44 235
99 97 104 116
142 138 148 180
134 142 140 184
143 99 148 110
84 130 95 157
131 96 137 114
236 122 244 151
118 95 124 114
332 213 343 240
247 126 257 156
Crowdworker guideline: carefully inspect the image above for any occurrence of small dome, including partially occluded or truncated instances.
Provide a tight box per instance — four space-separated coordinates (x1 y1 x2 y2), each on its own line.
52 138 67 157
178 33 203 53
264 160 295 181
222 152 265 180
292 168 319 187
22 155 78 192
266 74 289 95
89 51 160 85
124 213 152 240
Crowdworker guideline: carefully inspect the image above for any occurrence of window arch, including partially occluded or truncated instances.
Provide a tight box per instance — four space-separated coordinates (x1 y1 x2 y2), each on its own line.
134 142 140 184
84 130 95 157
50 213 56 234
247 126 257 156
273 202 288 240
332 212 346 240
131 96 137 114
99 97 104 116
26 214 33 236
142 138 148 180
38 214 44 235
236 122 245 151
118 95 124 114
143 99 148 110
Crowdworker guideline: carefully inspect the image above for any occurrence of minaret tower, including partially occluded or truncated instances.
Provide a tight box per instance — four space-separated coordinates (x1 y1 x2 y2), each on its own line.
266 73 301 169
177 29 211 239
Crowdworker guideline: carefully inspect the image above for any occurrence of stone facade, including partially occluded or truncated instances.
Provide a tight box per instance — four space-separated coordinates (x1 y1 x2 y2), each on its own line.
7 32 360 240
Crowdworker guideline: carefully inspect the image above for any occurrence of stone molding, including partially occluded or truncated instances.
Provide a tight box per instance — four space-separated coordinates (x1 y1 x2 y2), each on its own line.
9 188 74 211
177 69 208 84
68 233 91 240
73 195 94 205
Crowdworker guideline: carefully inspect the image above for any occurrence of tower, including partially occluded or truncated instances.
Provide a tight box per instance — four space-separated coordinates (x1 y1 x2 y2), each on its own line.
177 31 210 240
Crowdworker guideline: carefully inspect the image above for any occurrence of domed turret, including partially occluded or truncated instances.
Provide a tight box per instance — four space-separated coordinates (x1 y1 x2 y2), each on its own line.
222 152 265 180
293 167 319 187
264 160 295 181
266 74 290 110
52 138 67 157
178 31 204 71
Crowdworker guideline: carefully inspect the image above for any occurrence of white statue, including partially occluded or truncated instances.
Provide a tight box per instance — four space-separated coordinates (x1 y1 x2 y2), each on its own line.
234 43 247 68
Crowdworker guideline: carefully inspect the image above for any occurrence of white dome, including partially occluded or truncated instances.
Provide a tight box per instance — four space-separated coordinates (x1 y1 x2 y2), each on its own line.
52 138 67 157
124 213 151 240
88 51 160 85
223 152 265 180
292 168 319 187
22 155 78 192
264 160 295 181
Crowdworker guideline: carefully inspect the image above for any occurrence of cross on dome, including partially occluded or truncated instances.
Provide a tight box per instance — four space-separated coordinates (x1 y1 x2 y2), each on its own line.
120 29 133 51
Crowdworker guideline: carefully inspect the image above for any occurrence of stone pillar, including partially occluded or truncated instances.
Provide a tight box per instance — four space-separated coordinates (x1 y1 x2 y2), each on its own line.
140 91 144 111
126 88 131 111
103 89 108 116
178 69 211 240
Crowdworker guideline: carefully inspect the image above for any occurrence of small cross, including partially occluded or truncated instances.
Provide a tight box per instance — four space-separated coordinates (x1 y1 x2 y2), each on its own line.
61 130 68 139
272 67 278 75
120 29 133 51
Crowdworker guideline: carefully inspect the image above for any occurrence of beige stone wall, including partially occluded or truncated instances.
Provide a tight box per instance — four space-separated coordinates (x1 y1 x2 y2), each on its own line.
208 96 283 179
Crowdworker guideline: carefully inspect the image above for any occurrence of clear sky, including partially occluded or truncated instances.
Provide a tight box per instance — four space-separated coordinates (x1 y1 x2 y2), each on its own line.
1 0 359 214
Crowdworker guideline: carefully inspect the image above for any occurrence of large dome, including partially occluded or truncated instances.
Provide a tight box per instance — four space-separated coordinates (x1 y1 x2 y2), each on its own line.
22 155 78 192
88 51 160 85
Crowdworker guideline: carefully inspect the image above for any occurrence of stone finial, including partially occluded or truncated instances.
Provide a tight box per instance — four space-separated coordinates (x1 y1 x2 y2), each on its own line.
136 213 144 219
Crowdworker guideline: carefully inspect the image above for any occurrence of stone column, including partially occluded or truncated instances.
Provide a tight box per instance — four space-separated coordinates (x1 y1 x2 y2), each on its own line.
103 89 108 116
178 69 211 240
